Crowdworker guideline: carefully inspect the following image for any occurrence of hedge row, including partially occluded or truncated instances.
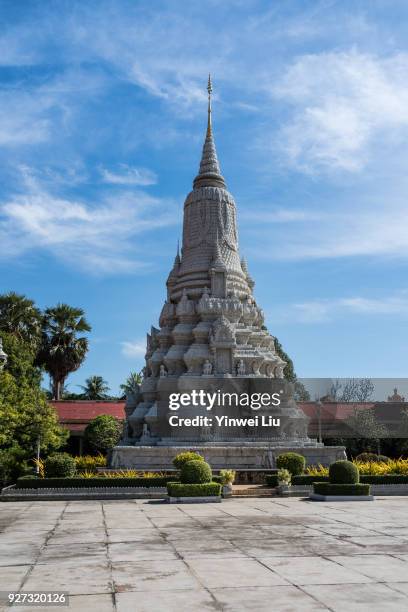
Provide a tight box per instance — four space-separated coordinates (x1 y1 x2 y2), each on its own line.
167 482 221 497
293 474 408 486
212 475 223 484
314 483 371 496
16 477 174 489
292 475 329 485
265 475 279 487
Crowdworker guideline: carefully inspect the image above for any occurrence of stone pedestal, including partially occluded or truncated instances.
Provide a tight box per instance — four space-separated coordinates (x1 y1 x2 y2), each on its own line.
110 444 346 471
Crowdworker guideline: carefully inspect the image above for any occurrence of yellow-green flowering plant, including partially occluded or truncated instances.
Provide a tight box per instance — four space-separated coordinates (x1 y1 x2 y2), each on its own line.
74 454 106 473
219 469 236 485
277 468 292 485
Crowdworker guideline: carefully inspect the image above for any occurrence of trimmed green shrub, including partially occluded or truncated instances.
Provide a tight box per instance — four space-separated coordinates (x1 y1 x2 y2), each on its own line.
265 474 279 487
180 459 212 484
167 482 221 497
172 451 204 469
293 474 408 486
314 482 370 496
356 453 390 463
16 476 174 489
212 475 223 484
276 452 305 476
44 453 76 478
293 475 329 485
84 415 122 454
329 460 359 484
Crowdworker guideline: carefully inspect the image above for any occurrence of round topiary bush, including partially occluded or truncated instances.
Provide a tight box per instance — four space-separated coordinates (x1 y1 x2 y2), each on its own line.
173 451 204 470
44 453 76 478
180 459 212 484
329 460 359 484
276 452 305 476
84 415 122 454
355 452 389 463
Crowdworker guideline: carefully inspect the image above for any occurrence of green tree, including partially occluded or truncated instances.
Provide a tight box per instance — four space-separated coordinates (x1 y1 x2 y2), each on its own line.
84 415 122 454
37 303 91 400
79 375 110 400
0 292 41 346
345 407 388 455
272 335 310 399
1 331 41 387
293 380 311 401
120 371 143 398
273 337 295 381
0 333 67 484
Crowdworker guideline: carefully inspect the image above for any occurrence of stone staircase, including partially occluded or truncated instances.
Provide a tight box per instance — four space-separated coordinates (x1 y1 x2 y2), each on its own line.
232 485 276 498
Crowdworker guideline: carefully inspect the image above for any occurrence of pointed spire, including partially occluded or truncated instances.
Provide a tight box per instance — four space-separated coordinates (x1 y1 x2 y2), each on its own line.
207 73 212 138
174 240 180 265
193 75 226 190
167 242 180 286
212 229 226 269
241 256 254 289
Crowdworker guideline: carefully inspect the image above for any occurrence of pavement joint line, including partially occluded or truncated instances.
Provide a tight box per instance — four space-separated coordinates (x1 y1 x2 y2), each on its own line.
17 501 68 592
142 507 225 610
295 583 334 611
101 502 118 611
385 582 408 596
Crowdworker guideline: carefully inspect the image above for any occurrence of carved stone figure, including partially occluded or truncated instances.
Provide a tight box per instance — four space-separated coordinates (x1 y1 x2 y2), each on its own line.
237 359 245 376
202 359 213 375
159 365 167 377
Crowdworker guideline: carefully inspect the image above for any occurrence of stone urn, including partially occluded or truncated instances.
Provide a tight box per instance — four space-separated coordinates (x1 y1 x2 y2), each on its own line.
222 483 233 498
220 470 235 498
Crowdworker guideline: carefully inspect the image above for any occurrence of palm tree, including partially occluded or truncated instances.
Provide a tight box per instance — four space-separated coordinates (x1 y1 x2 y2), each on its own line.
37 303 91 400
79 375 110 400
120 371 143 398
0 292 42 346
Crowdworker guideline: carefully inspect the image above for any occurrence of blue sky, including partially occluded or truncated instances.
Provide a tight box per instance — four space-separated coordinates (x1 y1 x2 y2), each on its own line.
1 0 408 395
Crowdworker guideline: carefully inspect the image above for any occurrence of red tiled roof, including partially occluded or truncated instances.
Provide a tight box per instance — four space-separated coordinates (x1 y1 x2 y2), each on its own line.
299 402 375 420
51 401 126 424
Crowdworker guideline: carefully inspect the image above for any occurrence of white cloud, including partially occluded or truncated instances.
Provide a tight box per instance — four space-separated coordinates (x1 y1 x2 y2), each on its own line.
121 339 146 358
247 187 408 261
100 165 157 186
0 90 51 146
241 208 325 223
0 67 107 148
0 168 176 274
290 291 408 323
271 51 408 173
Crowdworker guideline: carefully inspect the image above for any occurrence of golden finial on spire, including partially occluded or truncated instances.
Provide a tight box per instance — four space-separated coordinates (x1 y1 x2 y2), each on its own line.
207 73 212 136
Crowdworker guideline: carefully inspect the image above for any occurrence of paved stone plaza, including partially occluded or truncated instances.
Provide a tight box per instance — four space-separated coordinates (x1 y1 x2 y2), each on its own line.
1 498 408 611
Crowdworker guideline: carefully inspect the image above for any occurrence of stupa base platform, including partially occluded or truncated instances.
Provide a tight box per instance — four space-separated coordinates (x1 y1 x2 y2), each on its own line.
110 444 346 471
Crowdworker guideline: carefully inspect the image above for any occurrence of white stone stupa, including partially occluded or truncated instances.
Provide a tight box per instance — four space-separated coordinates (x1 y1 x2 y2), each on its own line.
111 77 345 469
